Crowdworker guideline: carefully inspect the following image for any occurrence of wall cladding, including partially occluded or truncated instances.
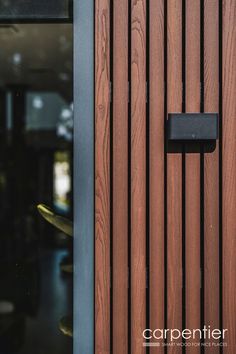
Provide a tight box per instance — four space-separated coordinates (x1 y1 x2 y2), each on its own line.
95 1 236 353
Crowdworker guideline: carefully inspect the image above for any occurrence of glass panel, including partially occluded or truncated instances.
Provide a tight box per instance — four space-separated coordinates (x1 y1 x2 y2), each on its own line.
0 8 73 354
0 0 71 19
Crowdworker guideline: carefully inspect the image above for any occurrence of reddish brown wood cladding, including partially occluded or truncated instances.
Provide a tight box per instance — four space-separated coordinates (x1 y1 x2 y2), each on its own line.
223 1 236 352
149 0 165 352
204 1 220 352
131 0 146 353
167 0 182 352
185 1 201 353
95 0 110 353
112 0 128 353
94 1 236 353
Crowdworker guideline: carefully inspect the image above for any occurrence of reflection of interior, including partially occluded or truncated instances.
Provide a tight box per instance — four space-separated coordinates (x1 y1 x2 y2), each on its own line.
0 24 73 354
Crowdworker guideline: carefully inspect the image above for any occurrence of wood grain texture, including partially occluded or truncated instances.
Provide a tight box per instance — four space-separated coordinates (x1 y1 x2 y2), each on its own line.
167 0 182 352
223 1 236 352
149 0 165 352
131 0 146 353
95 0 110 353
204 1 220 352
185 1 201 353
112 0 128 353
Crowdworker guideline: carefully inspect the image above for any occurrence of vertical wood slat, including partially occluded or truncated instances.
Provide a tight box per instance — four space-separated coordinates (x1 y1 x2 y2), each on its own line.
167 0 182 351
223 1 236 352
131 0 146 353
149 0 165 352
204 1 220 352
95 0 110 353
113 0 128 353
185 1 201 353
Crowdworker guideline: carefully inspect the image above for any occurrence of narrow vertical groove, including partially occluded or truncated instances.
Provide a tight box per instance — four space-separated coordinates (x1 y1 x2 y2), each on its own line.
182 149 186 354
200 1 205 353
146 0 150 352
218 2 223 354
164 2 168 353
182 0 186 111
182 2 186 353
200 152 205 354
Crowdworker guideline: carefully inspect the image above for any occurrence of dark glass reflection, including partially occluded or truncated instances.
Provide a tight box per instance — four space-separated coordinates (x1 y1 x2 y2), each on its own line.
0 23 73 354
0 0 71 19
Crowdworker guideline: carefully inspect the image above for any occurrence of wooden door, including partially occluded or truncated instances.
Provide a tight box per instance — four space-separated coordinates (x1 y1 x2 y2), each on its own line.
95 0 236 353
